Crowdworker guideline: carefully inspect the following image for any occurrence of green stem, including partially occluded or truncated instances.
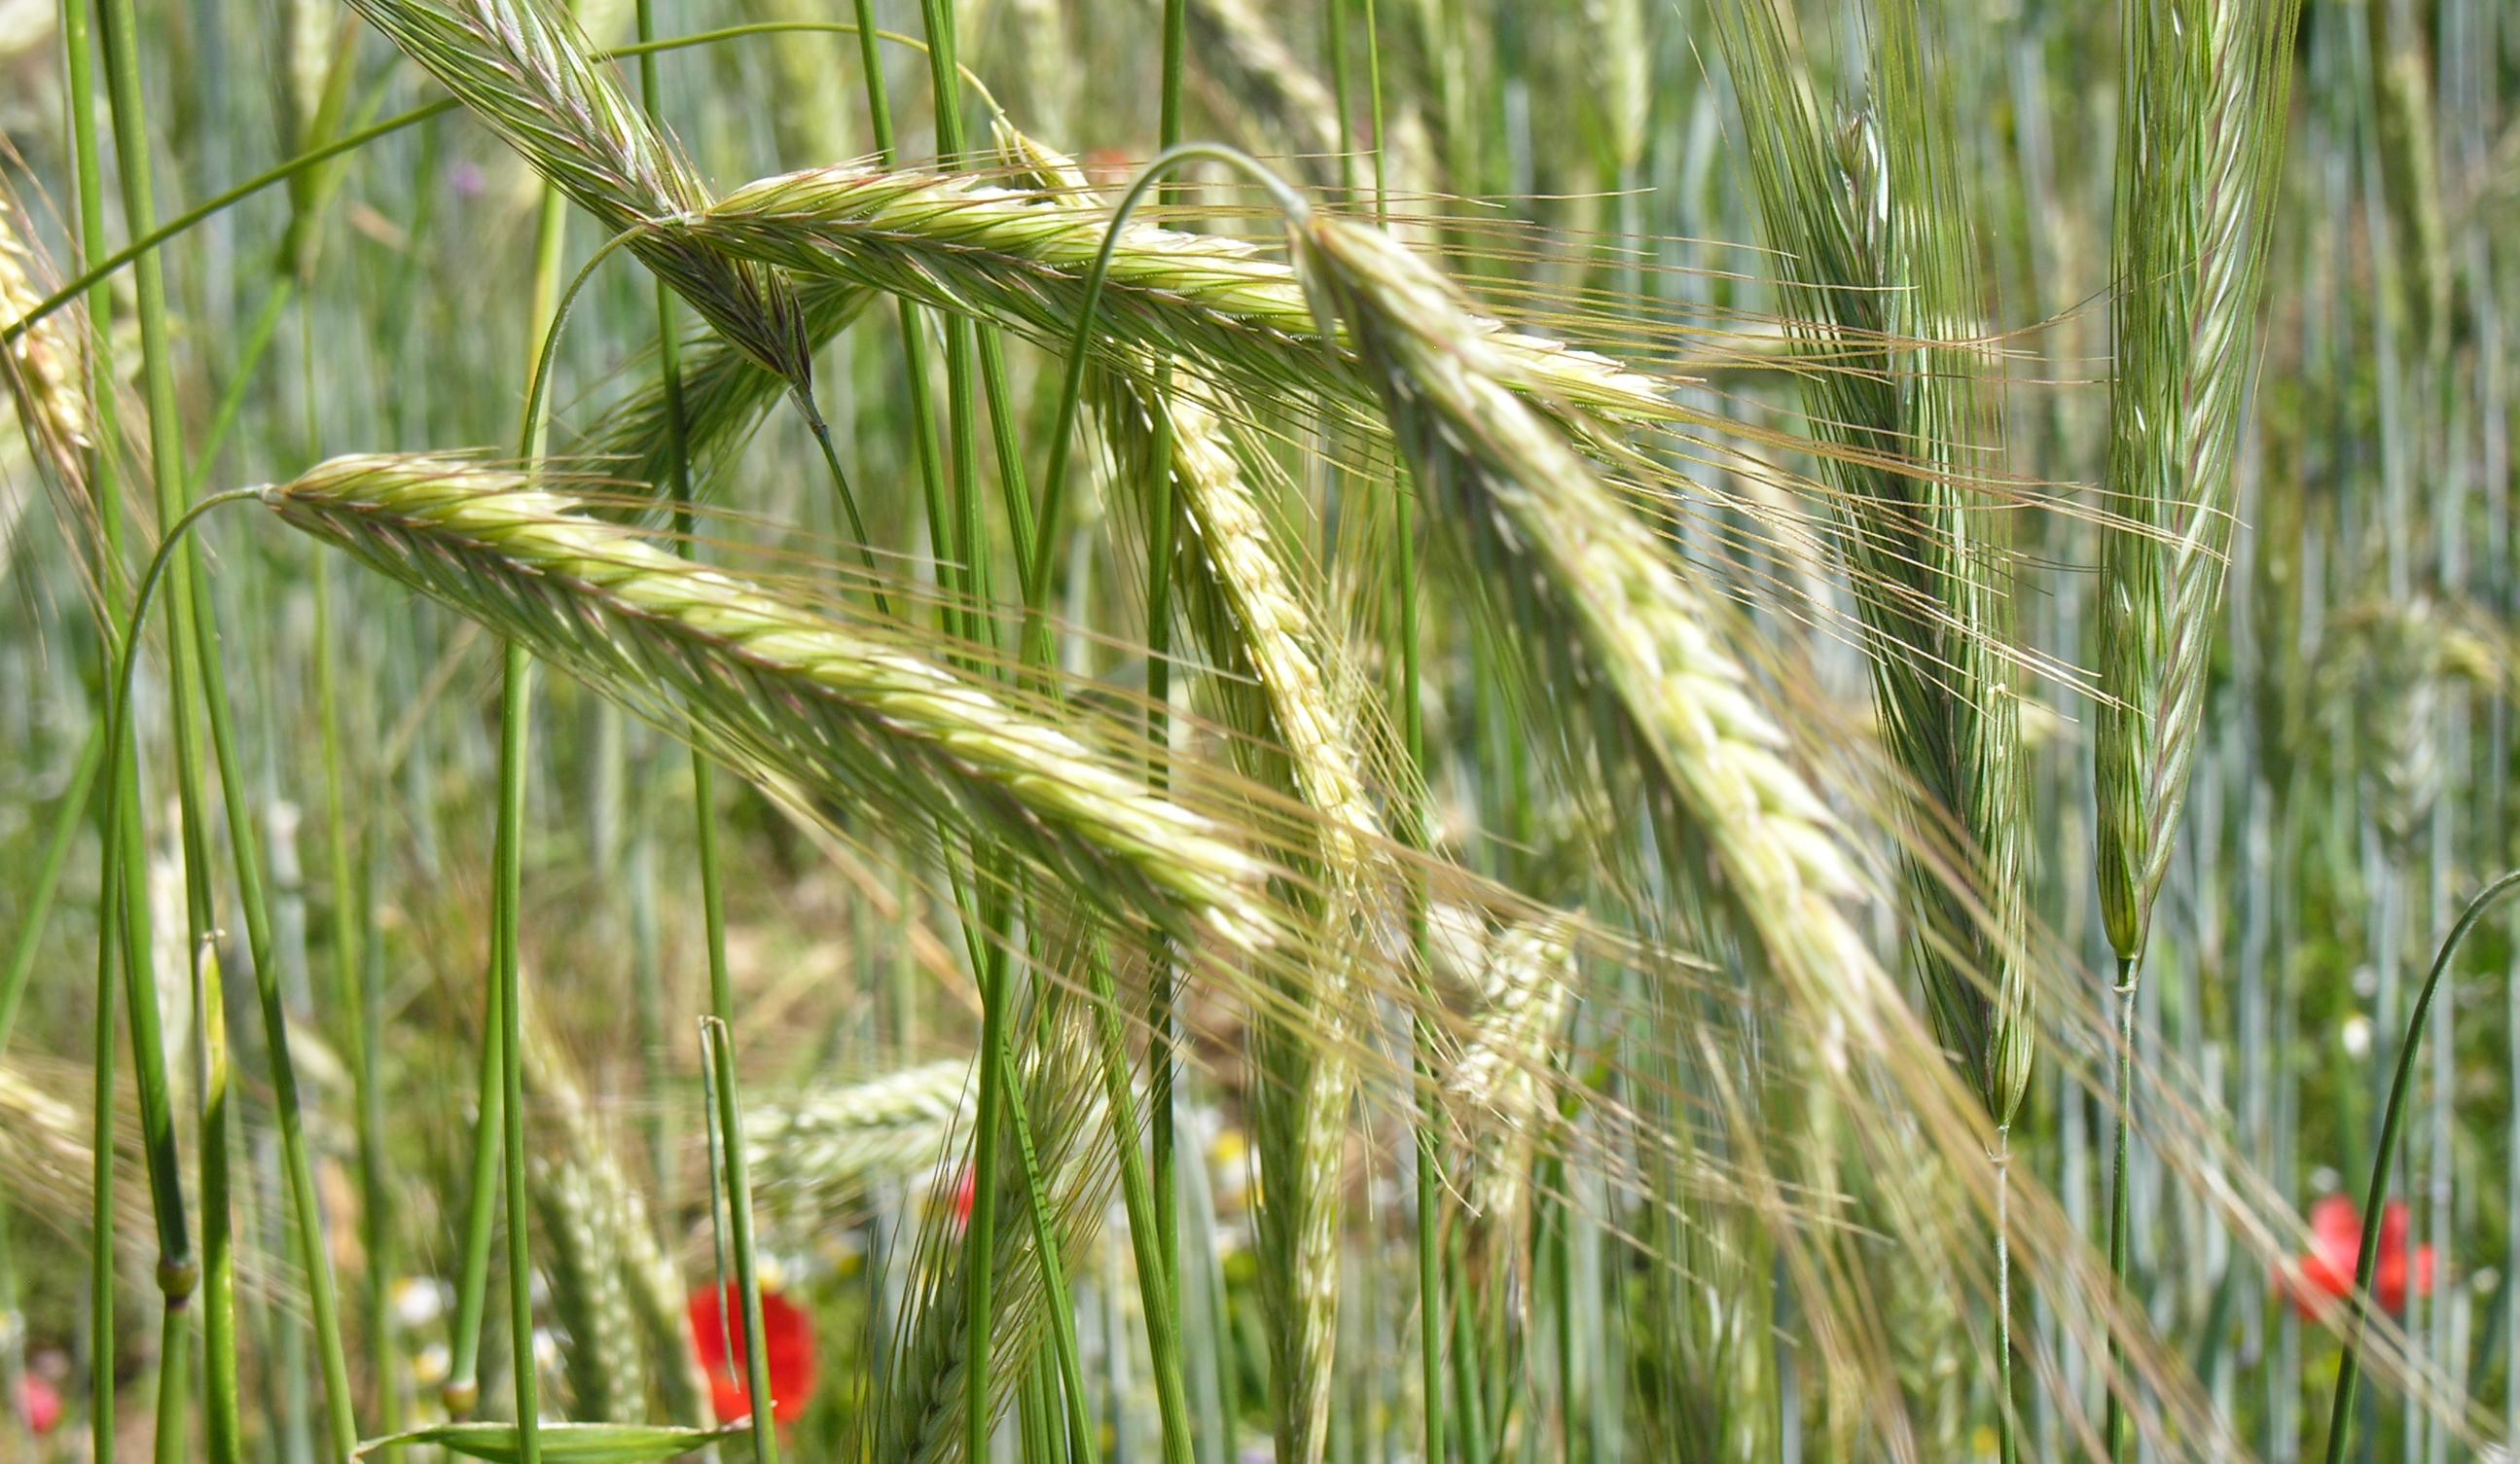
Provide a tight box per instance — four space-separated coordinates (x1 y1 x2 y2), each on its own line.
355 828 404 1452
630 13 772 1458
491 644 542 1464
2322 870 2520 1462
2105 954 2136 1462
909 4 1019 1450
1145 5 1187 1312
700 1017 778 1464
88 895 119 1464
1360 0 1387 218
477 157 575 1463
1142 410 1180 1304
87 484 265 1462
691 685 774 1459
184 328 363 1464
1385 0 1436 1411
845 0 953 644
0 724 104 1056
962 930 1014 1461
446 1002 504 1415
62 0 121 1434
1997 1125 2017 1464
996 1018 1098 1463
149 1303 189 1464
306 264 398 1441
93 0 205 1335
1026 145 1304 615
1159 0 1186 152
1083 950 1197 1464
198 938 239 1464
187 280 296 482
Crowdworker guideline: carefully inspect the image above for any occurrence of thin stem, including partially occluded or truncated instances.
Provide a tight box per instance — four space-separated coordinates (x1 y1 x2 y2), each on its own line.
483 155 575 1462
87 896 118 1464
62 0 132 1438
1381 0 1432 1417
1360 0 1388 218
94 0 205 1333
187 388 363 1464
963 929 1014 1462
355 829 404 1451
306 275 399 1443
86 484 267 1460
846 0 952 642
700 1017 778 1464
491 643 542 1464
1401 489 1443 1464
1997 1125 2017 1464
446 1011 504 1415
1142 403 1181 1316
630 0 718 1427
913 4 1023 1449
1160 0 1186 153
1083 949 1197 1464
1146 0 1189 1315
0 725 104 1056
198 938 239 1464
996 1015 1098 1463
2105 953 2137 1463
148 1307 188 1464
2323 870 2520 1462
61 0 121 1436
1026 143 1305 610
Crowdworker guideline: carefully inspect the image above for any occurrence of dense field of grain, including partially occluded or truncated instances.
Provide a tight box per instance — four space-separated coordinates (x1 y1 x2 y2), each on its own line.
1 0 2515 1460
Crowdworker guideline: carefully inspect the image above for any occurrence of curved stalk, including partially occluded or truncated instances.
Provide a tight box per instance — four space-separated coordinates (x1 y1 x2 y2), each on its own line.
2322 870 2520 1461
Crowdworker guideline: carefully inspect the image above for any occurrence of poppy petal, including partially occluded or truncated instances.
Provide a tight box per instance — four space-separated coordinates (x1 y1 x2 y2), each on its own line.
688 1284 820 1426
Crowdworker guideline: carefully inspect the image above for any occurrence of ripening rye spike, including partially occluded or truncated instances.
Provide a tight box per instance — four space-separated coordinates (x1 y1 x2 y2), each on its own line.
1289 205 1955 1435
1448 916 1576 1243
675 161 1682 428
2095 0 2303 966
342 0 815 391
2093 7 2302 1453
1713 0 2032 1125
0 199 90 485
261 454 1275 947
1287 213 1879 1007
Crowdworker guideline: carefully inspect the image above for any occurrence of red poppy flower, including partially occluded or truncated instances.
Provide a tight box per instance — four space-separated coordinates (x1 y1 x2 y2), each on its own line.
947 1164 976 1230
687 1283 817 1426
2285 1196 2436 1317
15 1374 60 1436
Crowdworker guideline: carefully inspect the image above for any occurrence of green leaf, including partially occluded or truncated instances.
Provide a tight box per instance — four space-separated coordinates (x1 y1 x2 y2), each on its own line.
352 1422 744 1462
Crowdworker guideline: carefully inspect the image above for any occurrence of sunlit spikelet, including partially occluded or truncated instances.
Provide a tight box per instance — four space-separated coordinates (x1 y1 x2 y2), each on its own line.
1290 211 1954 1431
1289 213 1876 1011
1448 916 1574 1243
679 161 1685 429
264 454 1274 946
